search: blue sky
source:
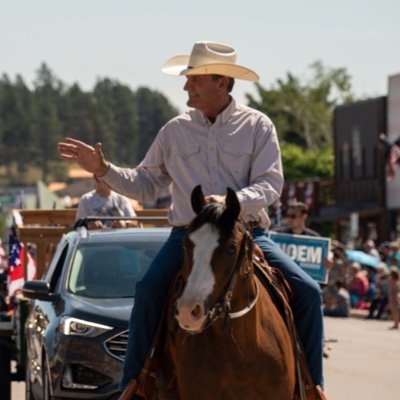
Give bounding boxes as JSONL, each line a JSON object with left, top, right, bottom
{"left": 1, "top": 0, "right": 399, "bottom": 111}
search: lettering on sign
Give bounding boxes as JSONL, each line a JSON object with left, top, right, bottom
{"left": 276, "top": 243, "right": 322, "bottom": 263}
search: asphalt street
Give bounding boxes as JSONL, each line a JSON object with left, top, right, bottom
{"left": 323, "top": 312, "right": 400, "bottom": 400}
{"left": 12, "top": 313, "right": 400, "bottom": 399}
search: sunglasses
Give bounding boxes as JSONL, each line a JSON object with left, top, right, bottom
{"left": 286, "top": 213, "right": 300, "bottom": 219}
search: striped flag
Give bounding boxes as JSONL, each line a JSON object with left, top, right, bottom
{"left": 7, "top": 225, "right": 36, "bottom": 301}
{"left": 386, "top": 144, "right": 400, "bottom": 182}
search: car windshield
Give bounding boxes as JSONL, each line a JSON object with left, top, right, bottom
{"left": 68, "top": 240, "right": 163, "bottom": 298}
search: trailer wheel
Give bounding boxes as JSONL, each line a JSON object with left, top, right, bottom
{"left": 43, "top": 358, "right": 51, "bottom": 400}
{"left": 0, "top": 342, "right": 11, "bottom": 400}
{"left": 25, "top": 356, "right": 35, "bottom": 400}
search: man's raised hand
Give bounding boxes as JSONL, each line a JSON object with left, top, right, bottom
{"left": 57, "top": 138, "right": 109, "bottom": 176}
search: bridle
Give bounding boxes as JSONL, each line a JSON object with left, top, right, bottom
{"left": 185, "top": 227, "right": 260, "bottom": 334}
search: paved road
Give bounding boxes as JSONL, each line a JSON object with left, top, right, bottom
{"left": 12, "top": 314, "right": 400, "bottom": 399}
{"left": 323, "top": 312, "right": 400, "bottom": 400}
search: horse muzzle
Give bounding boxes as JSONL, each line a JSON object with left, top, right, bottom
{"left": 174, "top": 298, "right": 208, "bottom": 334}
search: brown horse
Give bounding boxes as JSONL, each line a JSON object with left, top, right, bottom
{"left": 155, "top": 186, "right": 296, "bottom": 400}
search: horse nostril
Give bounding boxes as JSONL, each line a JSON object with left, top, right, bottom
{"left": 191, "top": 304, "right": 202, "bottom": 318}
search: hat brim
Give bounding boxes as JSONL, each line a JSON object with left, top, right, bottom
{"left": 162, "top": 55, "right": 259, "bottom": 82}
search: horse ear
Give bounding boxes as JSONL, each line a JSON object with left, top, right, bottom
{"left": 191, "top": 185, "right": 206, "bottom": 215}
{"left": 224, "top": 187, "right": 241, "bottom": 221}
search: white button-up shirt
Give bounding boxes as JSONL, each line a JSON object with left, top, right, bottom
{"left": 102, "top": 98, "right": 283, "bottom": 228}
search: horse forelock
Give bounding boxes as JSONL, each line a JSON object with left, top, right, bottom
{"left": 188, "top": 201, "right": 243, "bottom": 236}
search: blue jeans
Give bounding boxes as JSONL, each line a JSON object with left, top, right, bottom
{"left": 121, "top": 227, "right": 324, "bottom": 388}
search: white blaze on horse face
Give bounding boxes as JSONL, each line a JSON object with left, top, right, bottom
{"left": 175, "top": 223, "right": 218, "bottom": 331}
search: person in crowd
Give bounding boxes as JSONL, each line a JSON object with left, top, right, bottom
{"left": 276, "top": 201, "right": 337, "bottom": 295}
{"left": 323, "top": 279, "right": 351, "bottom": 318}
{"left": 277, "top": 201, "right": 320, "bottom": 237}
{"left": 366, "top": 265, "right": 389, "bottom": 320}
{"left": 347, "top": 262, "right": 370, "bottom": 308}
{"left": 323, "top": 241, "right": 349, "bottom": 305}
{"left": 388, "top": 242, "right": 400, "bottom": 269}
{"left": 326, "top": 241, "right": 349, "bottom": 286}
{"left": 378, "top": 241, "right": 393, "bottom": 264}
{"left": 362, "top": 239, "right": 380, "bottom": 260}
{"left": 388, "top": 267, "right": 400, "bottom": 329}
{"left": 76, "top": 175, "right": 138, "bottom": 229}
{"left": 57, "top": 40, "right": 325, "bottom": 395}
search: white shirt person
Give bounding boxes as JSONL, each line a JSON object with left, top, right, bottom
{"left": 76, "top": 175, "right": 137, "bottom": 228}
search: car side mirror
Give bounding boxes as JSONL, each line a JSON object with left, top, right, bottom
{"left": 23, "top": 280, "right": 56, "bottom": 301}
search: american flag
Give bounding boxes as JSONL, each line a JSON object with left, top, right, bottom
{"left": 7, "top": 225, "right": 36, "bottom": 300}
{"left": 386, "top": 144, "right": 400, "bottom": 182}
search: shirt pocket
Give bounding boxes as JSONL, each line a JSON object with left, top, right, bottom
{"left": 222, "top": 141, "right": 253, "bottom": 157}
{"left": 221, "top": 141, "right": 253, "bottom": 165}
{"left": 172, "top": 144, "right": 201, "bottom": 160}
{"left": 221, "top": 140, "right": 253, "bottom": 177}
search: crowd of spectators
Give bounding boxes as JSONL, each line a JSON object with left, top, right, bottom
{"left": 323, "top": 238, "right": 400, "bottom": 330}
{"left": 273, "top": 201, "right": 400, "bottom": 329}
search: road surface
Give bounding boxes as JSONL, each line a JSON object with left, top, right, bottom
{"left": 13, "top": 313, "right": 400, "bottom": 399}
{"left": 323, "top": 312, "right": 400, "bottom": 399}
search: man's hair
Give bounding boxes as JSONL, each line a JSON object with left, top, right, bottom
{"left": 288, "top": 201, "right": 309, "bottom": 215}
{"left": 212, "top": 75, "right": 235, "bottom": 93}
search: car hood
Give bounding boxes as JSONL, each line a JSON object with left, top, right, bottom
{"left": 64, "top": 294, "right": 134, "bottom": 328}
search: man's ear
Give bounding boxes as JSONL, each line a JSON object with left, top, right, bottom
{"left": 221, "top": 76, "right": 230, "bottom": 90}
{"left": 214, "top": 76, "right": 229, "bottom": 91}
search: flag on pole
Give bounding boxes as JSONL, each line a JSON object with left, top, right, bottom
{"left": 386, "top": 144, "right": 400, "bottom": 182}
{"left": 7, "top": 225, "right": 36, "bottom": 300}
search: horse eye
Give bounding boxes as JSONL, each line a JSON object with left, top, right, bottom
{"left": 226, "top": 245, "right": 236, "bottom": 255}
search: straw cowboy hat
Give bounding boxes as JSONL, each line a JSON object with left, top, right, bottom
{"left": 162, "top": 41, "right": 259, "bottom": 82}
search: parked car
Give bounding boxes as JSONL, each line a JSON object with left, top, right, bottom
{"left": 23, "top": 225, "right": 170, "bottom": 400}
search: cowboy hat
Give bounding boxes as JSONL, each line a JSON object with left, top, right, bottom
{"left": 162, "top": 41, "right": 259, "bottom": 82}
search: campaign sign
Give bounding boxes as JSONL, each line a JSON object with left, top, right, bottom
{"left": 269, "top": 232, "right": 330, "bottom": 283}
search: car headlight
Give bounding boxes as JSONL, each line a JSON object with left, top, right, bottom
{"left": 60, "top": 317, "right": 113, "bottom": 337}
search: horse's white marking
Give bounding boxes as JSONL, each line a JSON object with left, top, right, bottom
{"left": 175, "top": 223, "right": 218, "bottom": 331}
{"left": 182, "top": 223, "right": 218, "bottom": 303}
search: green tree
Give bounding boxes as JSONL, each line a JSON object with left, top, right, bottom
{"left": 93, "top": 79, "right": 139, "bottom": 165}
{"left": 135, "top": 87, "right": 179, "bottom": 162}
{"left": 280, "top": 143, "right": 334, "bottom": 180}
{"left": 0, "top": 74, "right": 35, "bottom": 177}
{"left": 247, "top": 61, "right": 354, "bottom": 151}
{"left": 33, "top": 64, "right": 63, "bottom": 182}
{"left": 14, "top": 75, "right": 37, "bottom": 173}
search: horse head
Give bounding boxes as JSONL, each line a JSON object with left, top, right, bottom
{"left": 175, "top": 185, "right": 254, "bottom": 334}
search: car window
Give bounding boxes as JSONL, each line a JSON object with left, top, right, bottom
{"left": 49, "top": 244, "right": 69, "bottom": 293}
{"left": 42, "top": 239, "right": 69, "bottom": 281}
{"left": 68, "top": 241, "right": 162, "bottom": 298}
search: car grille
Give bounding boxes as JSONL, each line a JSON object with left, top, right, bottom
{"left": 104, "top": 330, "right": 129, "bottom": 361}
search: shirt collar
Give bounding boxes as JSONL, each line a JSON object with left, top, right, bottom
{"left": 191, "top": 97, "right": 237, "bottom": 127}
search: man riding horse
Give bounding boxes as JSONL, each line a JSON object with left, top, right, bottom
{"left": 57, "top": 40, "right": 325, "bottom": 399}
